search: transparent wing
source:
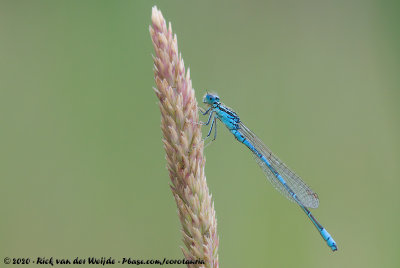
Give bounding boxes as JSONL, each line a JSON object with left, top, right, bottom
{"left": 239, "top": 122, "right": 319, "bottom": 208}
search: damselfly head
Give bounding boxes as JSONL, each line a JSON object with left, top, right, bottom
{"left": 203, "top": 93, "right": 220, "bottom": 105}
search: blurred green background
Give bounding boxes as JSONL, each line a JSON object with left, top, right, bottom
{"left": 1, "top": 0, "right": 399, "bottom": 267}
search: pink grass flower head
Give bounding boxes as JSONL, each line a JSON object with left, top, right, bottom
{"left": 149, "top": 6, "right": 219, "bottom": 268}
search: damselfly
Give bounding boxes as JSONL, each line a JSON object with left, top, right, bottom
{"left": 201, "top": 93, "right": 337, "bottom": 251}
